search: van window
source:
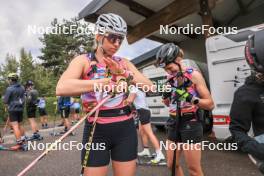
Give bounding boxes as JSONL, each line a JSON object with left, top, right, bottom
{"left": 225, "top": 30, "right": 255, "bottom": 42}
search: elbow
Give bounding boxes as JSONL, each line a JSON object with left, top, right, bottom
{"left": 209, "top": 102, "right": 215, "bottom": 111}
{"left": 203, "top": 101, "right": 214, "bottom": 111}
{"left": 56, "top": 84, "right": 65, "bottom": 96}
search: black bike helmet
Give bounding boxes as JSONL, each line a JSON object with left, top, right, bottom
{"left": 155, "top": 43, "right": 180, "bottom": 68}
{"left": 26, "top": 80, "right": 34, "bottom": 87}
{"left": 245, "top": 30, "right": 264, "bottom": 73}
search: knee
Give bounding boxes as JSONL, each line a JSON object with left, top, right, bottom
{"left": 167, "top": 161, "right": 180, "bottom": 170}
{"left": 188, "top": 165, "right": 203, "bottom": 176}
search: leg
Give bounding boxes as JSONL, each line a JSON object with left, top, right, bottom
{"left": 183, "top": 144, "right": 203, "bottom": 176}
{"left": 166, "top": 140, "right": 184, "bottom": 176}
{"left": 112, "top": 160, "right": 136, "bottom": 176}
{"left": 28, "top": 118, "right": 38, "bottom": 132}
{"left": 27, "top": 107, "right": 39, "bottom": 133}
{"left": 180, "top": 121, "right": 204, "bottom": 176}
{"left": 141, "top": 123, "right": 160, "bottom": 150}
{"left": 19, "top": 123, "right": 25, "bottom": 136}
{"left": 81, "top": 121, "right": 110, "bottom": 176}
{"left": 83, "top": 166, "right": 108, "bottom": 176}
{"left": 65, "top": 108, "right": 71, "bottom": 130}
{"left": 10, "top": 121, "right": 21, "bottom": 140}
{"left": 44, "top": 115, "right": 48, "bottom": 127}
{"left": 111, "top": 119, "right": 137, "bottom": 176}
{"left": 76, "top": 109, "right": 80, "bottom": 120}
{"left": 137, "top": 124, "right": 151, "bottom": 157}
{"left": 139, "top": 123, "right": 149, "bottom": 147}
{"left": 61, "top": 108, "right": 71, "bottom": 132}
{"left": 9, "top": 112, "right": 22, "bottom": 140}
{"left": 64, "top": 118, "right": 71, "bottom": 129}
{"left": 40, "top": 116, "right": 44, "bottom": 126}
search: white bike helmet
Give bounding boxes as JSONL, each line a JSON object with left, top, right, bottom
{"left": 95, "top": 13, "right": 127, "bottom": 36}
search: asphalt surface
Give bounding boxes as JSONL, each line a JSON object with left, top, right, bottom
{"left": 0, "top": 124, "right": 262, "bottom": 176}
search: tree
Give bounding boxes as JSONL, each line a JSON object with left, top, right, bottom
{"left": 39, "top": 18, "right": 94, "bottom": 77}
{"left": 19, "top": 48, "right": 35, "bottom": 85}
{"left": 33, "top": 64, "right": 57, "bottom": 96}
{"left": 0, "top": 54, "right": 19, "bottom": 93}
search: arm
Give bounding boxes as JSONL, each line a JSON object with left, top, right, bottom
{"left": 56, "top": 55, "right": 110, "bottom": 96}
{"left": 229, "top": 89, "right": 264, "bottom": 160}
{"left": 3, "top": 88, "right": 11, "bottom": 105}
{"left": 124, "top": 93, "right": 137, "bottom": 106}
{"left": 124, "top": 59, "right": 153, "bottom": 88}
{"left": 192, "top": 71, "right": 214, "bottom": 110}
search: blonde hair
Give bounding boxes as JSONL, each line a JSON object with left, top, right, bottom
{"left": 176, "top": 49, "right": 184, "bottom": 62}
{"left": 92, "top": 34, "right": 99, "bottom": 51}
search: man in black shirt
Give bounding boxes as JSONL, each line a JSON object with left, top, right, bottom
{"left": 25, "top": 80, "right": 43, "bottom": 141}
{"left": 229, "top": 30, "right": 264, "bottom": 174}
{"left": 3, "top": 73, "right": 27, "bottom": 150}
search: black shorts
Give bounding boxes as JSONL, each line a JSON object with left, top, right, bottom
{"left": 75, "top": 108, "right": 80, "bottom": 114}
{"left": 81, "top": 118, "right": 138, "bottom": 167}
{"left": 27, "top": 106, "right": 37, "bottom": 118}
{"left": 9, "top": 111, "right": 23, "bottom": 123}
{"left": 137, "top": 108, "right": 151, "bottom": 125}
{"left": 167, "top": 117, "right": 203, "bottom": 143}
{"left": 39, "top": 108, "right": 47, "bottom": 116}
{"left": 60, "top": 107, "right": 70, "bottom": 118}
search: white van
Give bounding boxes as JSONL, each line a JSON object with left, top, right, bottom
{"left": 142, "top": 65, "right": 168, "bottom": 128}
{"left": 206, "top": 24, "right": 264, "bottom": 140}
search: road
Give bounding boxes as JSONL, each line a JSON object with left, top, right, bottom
{"left": 0, "top": 125, "right": 262, "bottom": 176}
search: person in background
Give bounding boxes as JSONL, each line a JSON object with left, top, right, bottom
{"left": 25, "top": 80, "right": 43, "bottom": 140}
{"left": 3, "top": 73, "right": 27, "bottom": 150}
{"left": 72, "top": 98, "right": 81, "bottom": 123}
{"left": 58, "top": 96, "right": 73, "bottom": 135}
{"left": 124, "top": 87, "right": 165, "bottom": 164}
{"left": 38, "top": 96, "right": 49, "bottom": 129}
{"left": 229, "top": 30, "right": 264, "bottom": 174}
{"left": 156, "top": 43, "right": 214, "bottom": 176}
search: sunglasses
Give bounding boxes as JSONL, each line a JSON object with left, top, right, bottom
{"left": 105, "top": 33, "right": 124, "bottom": 45}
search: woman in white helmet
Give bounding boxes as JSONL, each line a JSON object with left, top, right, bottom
{"left": 56, "top": 13, "right": 153, "bottom": 176}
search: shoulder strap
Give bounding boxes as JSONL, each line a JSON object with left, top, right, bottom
{"left": 86, "top": 52, "right": 98, "bottom": 77}
{"left": 87, "top": 52, "right": 97, "bottom": 62}
{"left": 183, "top": 67, "right": 194, "bottom": 80}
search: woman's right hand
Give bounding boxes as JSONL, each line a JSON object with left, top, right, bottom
{"left": 103, "top": 57, "right": 124, "bottom": 75}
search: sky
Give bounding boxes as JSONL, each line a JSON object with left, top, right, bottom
{"left": 0, "top": 0, "right": 161, "bottom": 65}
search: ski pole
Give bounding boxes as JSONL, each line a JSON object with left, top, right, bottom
{"left": 17, "top": 95, "right": 112, "bottom": 176}
{"left": 82, "top": 93, "right": 102, "bottom": 168}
